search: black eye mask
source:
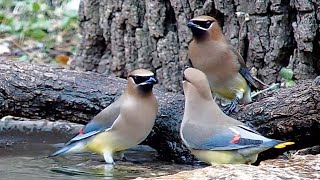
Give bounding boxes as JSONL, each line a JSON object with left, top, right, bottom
{"left": 194, "top": 20, "right": 213, "bottom": 29}
{"left": 129, "top": 75, "right": 157, "bottom": 85}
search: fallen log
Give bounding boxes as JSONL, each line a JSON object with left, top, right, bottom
{"left": 230, "top": 79, "right": 320, "bottom": 162}
{"left": 0, "top": 60, "right": 319, "bottom": 163}
{"left": 0, "top": 117, "right": 82, "bottom": 146}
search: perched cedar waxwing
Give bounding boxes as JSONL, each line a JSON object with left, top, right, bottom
{"left": 180, "top": 68, "right": 294, "bottom": 165}
{"left": 50, "top": 69, "right": 159, "bottom": 164}
{"left": 187, "top": 15, "right": 267, "bottom": 114}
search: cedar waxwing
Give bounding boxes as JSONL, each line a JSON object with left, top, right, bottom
{"left": 187, "top": 15, "right": 267, "bottom": 114}
{"left": 50, "top": 69, "right": 159, "bottom": 164}
{"left": 180, "top": 68, "right": 294, "bottom": 165}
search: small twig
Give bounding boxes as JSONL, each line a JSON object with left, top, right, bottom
{"left": 251, "top": 83, "right": 279, "bottom": 98}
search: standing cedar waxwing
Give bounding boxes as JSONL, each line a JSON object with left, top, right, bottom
{"left": 187, "top": 15, "right": 267, "bottom": 114}
{"left": 50, "top": 69, "right": 159, "bottom": 164}
{"left": 180, "top": 68, "right": 294, "bottom": 165}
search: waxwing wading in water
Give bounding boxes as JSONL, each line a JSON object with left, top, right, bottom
{"left": 50, "top": 69, "right": 159, "bottom": 164}
{"left": 180, "top": 67, "right": 294, "bottom": 165}
{"left": 187, "top": 15, "right": 267, "bottom": 114}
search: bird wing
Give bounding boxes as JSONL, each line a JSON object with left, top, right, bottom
{"left": 187, "top": 124, "right": 267, "bottom": 151}
{"left": 64, "top": 96, "right": 123, "bottom": 145}
{"left": 229, "top": 46, "right": 267, "bottom": 90}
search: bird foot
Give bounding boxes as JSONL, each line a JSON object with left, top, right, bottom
{"left": 222, "top": 98, "right": 239, "bottom": 115}
{"left": 193, "top": 160, "right": 208, "bottom": 166}
{"left": 103, "top": 152, "right": 115, "bottom": 164}
{"left": 103, "top": 164, "right": 115, "bottom": 171}
{"left": 118, "top": 151, "right": 128, "bottom": 161}
{"left": 120, "top": 156, "right": 128, "bottom": 161}
{"left": 313, "top": 76, "right": 320, "bottom": 86}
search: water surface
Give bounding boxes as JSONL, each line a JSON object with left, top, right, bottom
{"left": 0, "top": 130, "right": 201, "bottom": 179}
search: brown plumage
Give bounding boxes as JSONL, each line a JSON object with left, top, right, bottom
{"left": 50, "top": 69, "right": 158, "bottom": 164}
{"left": 187, "top": 15, "right": 267, "bottom": 114}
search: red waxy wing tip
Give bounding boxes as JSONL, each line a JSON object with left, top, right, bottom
{"left": 230, "top": 135, "right": 241, "bottom": 144}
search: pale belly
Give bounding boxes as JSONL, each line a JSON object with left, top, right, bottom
{"left": 209, "top": 73, "right": 248, "bottom": 100}
{"left": 85, "top": 131, "right": 139, "bottom": 155}
{"left": 191, "top": 149, "right": 258, "bottom": 165}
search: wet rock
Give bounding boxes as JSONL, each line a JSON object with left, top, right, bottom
{"left": 295, "top": 145, "right": 320, "bottom": 155}
{"left": 137, "top": 155, "right": 320, "bottom": 180}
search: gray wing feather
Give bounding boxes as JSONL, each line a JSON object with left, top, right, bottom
{"left": 65, "top": 130, "right": 101, "bottom": 145}
{"left": 185, "top": 125, "right": 268, "bottom": 151}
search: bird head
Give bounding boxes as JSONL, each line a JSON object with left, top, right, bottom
{"left": 128, "top": 69, "right": 158, "bottom": 94}
{"left": 183, "top": 67, "right": 212, "bottom": 100}
{"left": 188, "top": 15, "right": 225, "bottom": 41}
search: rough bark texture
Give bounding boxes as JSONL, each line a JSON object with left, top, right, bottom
{"left": 232, "top": 80, "right": 320, "bottom": 147}
{"left": 72, "top": 0, "right": 320, "bottom": 92}
{"left": 0, "top": 61, "right": 319, "bottom": 163}
{"left": 0, "top": 118, "right": 83, "bottom": 145}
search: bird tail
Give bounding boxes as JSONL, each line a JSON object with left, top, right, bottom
{"left": 274, "top": 141, "right": 295, "bottom": 149}
{"left": 49, "top": 142, "right": 85, "bottom": 157}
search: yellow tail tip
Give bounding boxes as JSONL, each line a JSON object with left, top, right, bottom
{"left": 274, "top": 142, "right": 295, "bottom": 149}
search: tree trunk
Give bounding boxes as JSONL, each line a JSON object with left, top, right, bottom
{"left": 72, "top": 0, "right": 320, "bottom": 93}
{"left": 0, "top": 61, "right": 319, "bottom": 163}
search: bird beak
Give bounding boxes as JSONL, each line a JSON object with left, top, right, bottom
{"left": 144, "top": 76, "right": 158, "bottom": 85}
{"left": 183, "top": 67, "right": 191, "bottom": 82}
{"left": 182, "top": 74, "right": 186, "bottom": 81}
{"left": 183, "top": 73, "right": 190, "bottom": 83}
{"left": 187, "top": 21, "right": 198, "bottom": 29}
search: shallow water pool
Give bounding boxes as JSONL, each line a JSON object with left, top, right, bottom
{"left": 0, "top": 131, "right": 201, "bottom": 180}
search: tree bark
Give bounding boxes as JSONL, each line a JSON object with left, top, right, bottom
{"left": 0, "top": 61, "right": 319, "bottom": 163}
{"left": 72, "top": 0, "right": 320, "bottom": 93}
{"left": 0, "top": 117, "right": 83, "bottom": 145}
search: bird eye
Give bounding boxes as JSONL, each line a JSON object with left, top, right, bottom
{"left": 130, "top": 76, "right": 150, "bottom": 84}
{"left": 205, "top": 21, "right": 212, "bottom": 28}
